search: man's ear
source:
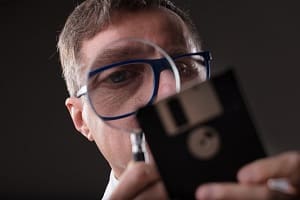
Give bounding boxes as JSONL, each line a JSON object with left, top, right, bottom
{"left": 65, "top": 97, "right": 94, "bottom": 141}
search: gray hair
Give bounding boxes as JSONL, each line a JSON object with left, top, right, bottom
{"left": 57, "top": 0, "right": 201, "bottom": 96}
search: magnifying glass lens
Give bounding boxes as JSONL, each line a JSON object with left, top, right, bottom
{"left": 85, "top": 38, "right": 180, "bottom": 132}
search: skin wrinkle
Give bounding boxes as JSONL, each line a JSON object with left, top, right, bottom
{"left": 90, "top": 43, "right": 157, "bottom": 71}
{"left": 90, "top": 67, "right": 147, "bottom": 115}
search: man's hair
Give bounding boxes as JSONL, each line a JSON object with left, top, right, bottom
{"left": 58, "top": 0, "right": 201, "bottom": 96}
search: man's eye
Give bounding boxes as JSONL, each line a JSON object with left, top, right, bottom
{"left": 176, "top": 62, "right": 199, "bottom": 79}
{"left": 105, "top": 70, "right": 137, "bottom": 84}
{"left": 107, "top": 71, "right": 130, "bottom": 83}
{"left": 178, "top": 64, "right": 192, "bottom": 76}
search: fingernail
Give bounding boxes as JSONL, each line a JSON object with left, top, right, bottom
{"left": 267, "top": 178, "right": 295, "bottom": 194}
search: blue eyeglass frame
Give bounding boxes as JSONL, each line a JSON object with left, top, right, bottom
{"left": 77, "top": 51, "right": 212, "bottom": 121}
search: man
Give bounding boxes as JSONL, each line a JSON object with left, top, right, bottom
{"left": 57, "top": 0, "right": 300, "bottom": 199}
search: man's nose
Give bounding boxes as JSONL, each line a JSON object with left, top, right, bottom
{"left": 156, "top": 70, "right": 177, "bottom": 102}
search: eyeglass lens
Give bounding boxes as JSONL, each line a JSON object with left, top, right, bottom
{"left": 85, "top": 39, "right": 208, "bottom": 131}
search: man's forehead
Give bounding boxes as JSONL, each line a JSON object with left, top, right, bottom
{"left": 80, "top": 7, "right": 190, "bottom": 71}
{"left": 88, "top": 40, "right": 189, "bottom": 69}
{"left": 109, "top": 8, "right": 188, "bottom": 46}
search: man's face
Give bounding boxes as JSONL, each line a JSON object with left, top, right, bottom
{"left": 75, "top": 8, "right": 192, "bottom": 178}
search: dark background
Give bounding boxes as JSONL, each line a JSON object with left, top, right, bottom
{"left": 1, "top": 0, "right": 299, "bottom": 199}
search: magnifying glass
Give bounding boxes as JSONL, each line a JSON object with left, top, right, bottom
{"left": 80, "top": 38, "right": 181, "bottom": 161}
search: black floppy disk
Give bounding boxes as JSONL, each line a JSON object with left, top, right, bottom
{"left": 136, "top": 69, "right": 266, "bottom": 199}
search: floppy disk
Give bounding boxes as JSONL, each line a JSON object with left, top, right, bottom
{"left": 137, "top": 69, "right": 266, "bottom": 199}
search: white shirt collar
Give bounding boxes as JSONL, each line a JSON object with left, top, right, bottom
{"left": 102, "top": 171, "right": 119, "bottom": 200}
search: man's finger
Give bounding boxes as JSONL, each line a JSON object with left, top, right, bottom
{"left": 195, "top": 183, "right": 292, "bottom": 200}
{"left": 238, "top": 151, "right": 300, "bottom": 187}
{"left": 134, "top": 180, "right": 168, "bottom": 200}
{"left": 109, "top": 162, "right": 160, "bottom": 200}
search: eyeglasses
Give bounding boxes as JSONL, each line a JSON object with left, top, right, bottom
{"left": 77, "top": 51, "right": 212, "bottom": 121}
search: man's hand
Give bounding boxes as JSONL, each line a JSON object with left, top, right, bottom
{"left": 195, "top": 151, "right": 300, "bottom": 200}
{"left": 109, "top": 162, "right": 168, "bottom": 200}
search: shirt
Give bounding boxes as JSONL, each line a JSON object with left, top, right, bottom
{"left": 102, "top": 171, "right": 119, "bottom": 200}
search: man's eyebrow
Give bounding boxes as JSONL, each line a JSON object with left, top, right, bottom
{"left": 166, "top": 47, "right": 189, "bottom": 56}
{"left": 89, "top": 44, "right": 189, "bottom": 70}
{"left": 90, "top": 44, "right": 155, "bottom": 69}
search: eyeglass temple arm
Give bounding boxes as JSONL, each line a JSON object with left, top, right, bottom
{"left": 76, "top": 85, "right": 87, "bottom": 98}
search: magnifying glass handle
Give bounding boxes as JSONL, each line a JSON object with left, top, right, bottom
{"left": 130, "top": 132, "right": 145, "bottom": 162}
{"left": 133, "top": 151, "right": 145, "bottom": 161}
